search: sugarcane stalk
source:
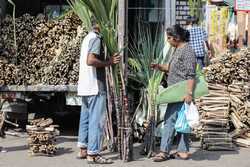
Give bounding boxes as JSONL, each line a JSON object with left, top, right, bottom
{"left": 106, "top": 72, "right": 115, "bottom": 150}
{"left": 7, "top": 0, "right": 17, "bottom": 64}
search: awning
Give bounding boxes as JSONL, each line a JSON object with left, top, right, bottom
{"left": 210, "top": 0, "right": 234, "bottom": 7}
{"left": 224, "top": 0, "right": 234, "bottom": 7}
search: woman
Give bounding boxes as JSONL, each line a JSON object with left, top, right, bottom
{"left": 151, "top": 24, "right": 196, "bottom": 162}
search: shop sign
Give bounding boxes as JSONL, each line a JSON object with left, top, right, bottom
{"left": 235, "top": 0, "right": 250, "bottom": 12}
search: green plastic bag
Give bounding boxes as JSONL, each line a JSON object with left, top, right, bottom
{"left": 156, "top": 71, "right": 209, "bottom": 105}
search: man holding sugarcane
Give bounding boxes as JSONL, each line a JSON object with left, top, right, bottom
{"left": 77, "top": 17, "right": 121, "bottom": 164}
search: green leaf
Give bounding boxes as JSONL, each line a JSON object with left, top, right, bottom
{"left": 156, "top": 74, "right": 209, "bottom": 105}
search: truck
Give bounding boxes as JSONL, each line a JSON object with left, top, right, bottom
{"left": 0, "top": 0, "right": 83, "bottom": 129}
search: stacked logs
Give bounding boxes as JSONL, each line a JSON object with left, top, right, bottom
{"left": 0, "top": 12, "right": 87, "bottom": 85}
{"left": 0, "top": 60, "right": 18, "bottom": 85}
{"left": 41, "top": 26, "right": 84, "bottom": 85}
{"left": 26, "top": 118, "right": 59, "bottom": 155}
{"left": 204, "top": 48, "right": 250, "bottom": 84}
{"left": 228, "top": 82, "right": 250, "bottom": 147}
{"left": 197, "top": 84, "right": 233, "bottom": 150}
{"left": 25, "top": 12, "right": 84, "bottom": 85}
{"left": 0, "top": 15, "right": 17, "bottom": 61}
{"left": 197, "top": 82, "right": 250, "bottom": 149}
{"left": 196, "top": 48, "right": 250, "bottom": 149}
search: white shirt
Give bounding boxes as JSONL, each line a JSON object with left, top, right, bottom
{"left": 77, "top": 32, "right": 100, "bottom": 96}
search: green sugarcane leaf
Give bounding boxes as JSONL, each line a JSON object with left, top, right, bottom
{"left": 156, "top": 74, "right": 209, "bottom": 105}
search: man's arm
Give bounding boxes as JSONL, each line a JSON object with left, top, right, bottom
{"left": 86, "top": 36, "right": 121, "bottom": 67}
{"left": 87, "top": 53, "right": 121, "bottom": 67}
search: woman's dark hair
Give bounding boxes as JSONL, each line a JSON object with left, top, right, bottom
{"left": 166, "top": 24, "right": 190, "bottom": 42}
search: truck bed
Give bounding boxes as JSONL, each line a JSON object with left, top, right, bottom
{"left": 0, "top": 85, "right": 77, "bottom": 92}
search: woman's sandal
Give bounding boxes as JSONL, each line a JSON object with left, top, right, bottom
{"left": 170, "top": 152, "right": 190, "bottom": 160}
{"left": 87, "top": 155, "right": 113, "bottom": 164}
{"left": 152, "top": 152, "right": 169, "bottom": 162}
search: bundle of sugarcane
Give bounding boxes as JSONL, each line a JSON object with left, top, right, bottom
{"left": 127, "top": 22, "right": 171, "bottom": 157}
{"left": 198, "top": 83, "right": 234, "bottom": 150}
{"left": 26, "top": 118, "right": 59, "bottom": 156}
{"left": 204, "top": 48, "right": 250, "bottom": 84}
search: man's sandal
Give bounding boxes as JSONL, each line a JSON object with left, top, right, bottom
{"left": 76, "top": 148, "right": 87, "bottom": 159}
{"left": 87, "top": 155, "right": 113, "bottom": 164}
{"left": 152, "top": 152, "right": 169, "bottom": 162}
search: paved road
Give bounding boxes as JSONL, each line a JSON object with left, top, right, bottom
{"left": 0, "top": 134, "right": 250, "bottom": 167}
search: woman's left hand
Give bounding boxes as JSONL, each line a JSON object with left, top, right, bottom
{"left": 183, "top": 94, "right": 192, "bottom": 104}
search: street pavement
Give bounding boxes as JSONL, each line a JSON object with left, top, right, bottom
{"left": 1, "top": 134, "right": 250, "bottom": 167}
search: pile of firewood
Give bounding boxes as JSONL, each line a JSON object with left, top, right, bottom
{"left": 228, "top": 82, "right": 250, "bottom": 147}
{"left": 197, "top": 82, "right": 250, "bottom": 149}
{"left": 26, "top": 118, "right": 59, "bottom": 155}
{"left": 41, "top": 26, "right": 84, "bottom": 85}
{"left": 196, "top": 84, "right": 233, "bottom": 150}
{"left": 204, "top": 48, "right": 250, "bottom": 84}
{"left": 0, "top": 12, "right": 87, "bottom": 85}
{"left": 0, "top": 60, "right": 18, "bottom": 86}
{"left": 196, "top": 48, "right": 250, "bottom": 149}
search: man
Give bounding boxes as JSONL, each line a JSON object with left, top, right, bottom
{"left": 186, "top": 16, "right": 212, "bottom": 68}
{"left": 77, "top": 18, "right": 121, "bottom": 164}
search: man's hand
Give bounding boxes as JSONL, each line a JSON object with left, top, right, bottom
{"left": 109, "top": 54, "right": 121, "bottom": 65}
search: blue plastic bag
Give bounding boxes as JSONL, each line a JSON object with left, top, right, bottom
{"left": 175, "top": 103, "right": 191, "bottom": 133}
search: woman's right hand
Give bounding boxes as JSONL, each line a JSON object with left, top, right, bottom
{"left": 150, "top": 63, "right": 159, "bottom": 70}
{"left": 150, "top": 64, "right": 169, "bottom": 73}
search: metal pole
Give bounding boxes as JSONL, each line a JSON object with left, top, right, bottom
{"left": 118, "top": 0, "right": 132, "bottom": 162}
{"left": 244, "top": 12, "right": 249, "bottom": 46}
{"left": 118, "top": 0, "right": 126, "bottom": 59}
{"left": 118, "top": 0, "right": 128, "bottom": 89}
{"left": 165, "top": 0, "right": 176, "bottom": 28}
{"left": 0, "top": 0, "right": 7, "bottom": 19}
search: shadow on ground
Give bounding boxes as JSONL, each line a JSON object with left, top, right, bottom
{"left": 190, "top": 148, "right": 239, "bottom": 161}
{"left": 3, "top": 145, "right": 28, "bottom": 152}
